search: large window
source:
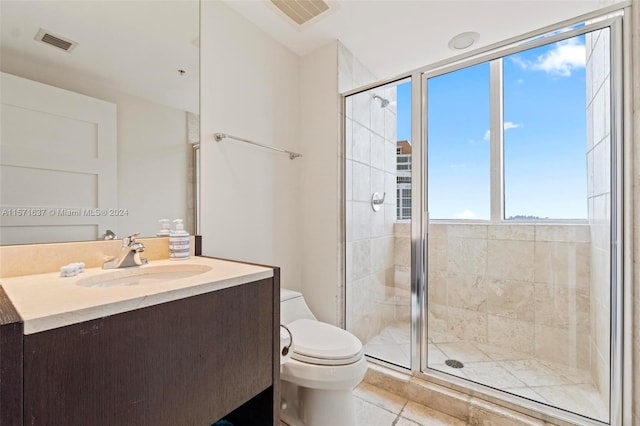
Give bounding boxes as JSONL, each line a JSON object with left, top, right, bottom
{"left": 426, "top": 33, "right": 589, "bottom": 221}
{"left": 503, "top": 36, "right": 588, "bottom": 220}
{"left": 427, "top": 63, "right": 490, "bottom": 220}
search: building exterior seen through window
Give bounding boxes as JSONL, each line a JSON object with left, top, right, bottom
{"left": 396, "top": 140, "right": 412, "bottom": 220}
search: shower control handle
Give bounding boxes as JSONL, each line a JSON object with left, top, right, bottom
{"left": 371, "top": 192, "right": 386, "bottom": 211}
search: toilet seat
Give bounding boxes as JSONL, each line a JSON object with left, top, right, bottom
{"left": 287, "top": 319, "right": 363, "bottom": 366}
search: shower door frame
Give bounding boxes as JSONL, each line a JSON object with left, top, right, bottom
{"left": 341, "top": 4, "right": 632, "bottom": 426}
{"left": 415, "top": 13, "right": 627, "bottom": 426}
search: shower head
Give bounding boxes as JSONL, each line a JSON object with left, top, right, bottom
{"left": 372, "top": 94, "right": 390, "bottom": 108}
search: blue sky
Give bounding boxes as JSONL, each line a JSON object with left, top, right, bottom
{"left": 397, "top": 33, "right": 591, "bottom": 220}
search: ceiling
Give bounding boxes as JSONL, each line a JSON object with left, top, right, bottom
{"left": 0, "top": 0, "right": 199, "bottom": 113}
{"left": 1, "top": 0, "right": 625, "bottom": 110}
{"left": 223, "top": 0, "right": 625, "bottom": 81}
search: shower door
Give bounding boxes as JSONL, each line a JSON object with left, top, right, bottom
{"left": 344, "top": 78, "right": 414, "bottom": 370}
{"left": 422, "top": 19, "right": 621, "bottom": 425}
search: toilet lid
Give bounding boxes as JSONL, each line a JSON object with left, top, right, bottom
{"left": 287, "top": 319, "right": 363, "bottom": 364}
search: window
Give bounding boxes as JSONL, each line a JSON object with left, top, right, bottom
{"left": 503, "top": 35, "right": 588, "bottom": 220}
{"left": 397, "top": 187, "right": 412, "bottom": 220}
{"left": 426, "top": 33, "right": 590, "bottom": 221}
{"left": 427, "top": 63, "right": 490, "bottom": 220}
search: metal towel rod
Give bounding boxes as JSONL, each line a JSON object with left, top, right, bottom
{"left": 213, "top": 133, "right": 302, "bottom": 160}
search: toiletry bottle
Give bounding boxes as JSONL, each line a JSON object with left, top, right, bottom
{"left": 157, "top": 219, "right": 171, "bottom": 237}
{"left": 169, "top": 219, "right": 190, "bottom": 260}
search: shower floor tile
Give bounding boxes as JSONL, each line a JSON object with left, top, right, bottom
{"left": 531, "top": 383, "right": 608, "bottom": 422}
{"left": 437, "top": 341, "right": 492, "bottom": 363}
{"left": 366, "top": 343, "right": 411, "bottom": 368}
{"left": 501, "top": 359, "right": 574, "bottom": 387}
{"left": 462, "top": 361, "right": 527, "bottom": 389}
{"left": 364, "top": 323, "right": 411, "bottom": 368}
{"left": 363, "top": 321, "right": 608, "bottom": 422}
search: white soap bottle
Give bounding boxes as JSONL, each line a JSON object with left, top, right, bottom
{"left": 169, "top": 219, "right": 190, "bottom": 260}
{"left": 156, "top": 219, "right": 172, "bottom": 237}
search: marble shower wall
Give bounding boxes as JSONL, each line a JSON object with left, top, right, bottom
{"left": 397, "top": 223, "right": 593, "bottom": 369}
{"left": 342, "top": 44, "right": 401, "bottom": 345}
{"left": 585, "top": 27, "right": 612, "bottom": 404}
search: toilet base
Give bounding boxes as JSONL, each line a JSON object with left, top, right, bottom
{"left": 281, "top": 380, "right": 356, "bottom": 426}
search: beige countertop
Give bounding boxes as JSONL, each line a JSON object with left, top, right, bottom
{"left": 0, "top": 257, "right": 274, "bottom": 335}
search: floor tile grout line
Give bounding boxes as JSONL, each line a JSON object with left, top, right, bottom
{"left": 354, "top": 394, "right": 410, "bottom": 419}
{"left": 390, "top": 399, "right": 409, "bottom": 426}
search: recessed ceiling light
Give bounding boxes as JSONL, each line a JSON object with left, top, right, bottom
{"left": 448, "top": 32, "right": 480, "bottom": 50}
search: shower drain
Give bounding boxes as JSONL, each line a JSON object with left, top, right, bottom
{"left": 445, "top": 359, "right": 464, "bottom": 369}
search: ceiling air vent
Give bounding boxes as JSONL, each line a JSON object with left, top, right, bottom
{"left": 270, "top": 0, "right": 331, "bottom": 26}
{"left": 34, "top": 29, "right": 77, "bottom": 53}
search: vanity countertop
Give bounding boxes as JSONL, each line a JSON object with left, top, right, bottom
{"left": 0, "top": 257, "right": 273, "bottom": 334}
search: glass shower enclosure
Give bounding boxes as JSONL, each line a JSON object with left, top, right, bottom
{"left": 344, "top": 12, "right": 623, "bottom": 426}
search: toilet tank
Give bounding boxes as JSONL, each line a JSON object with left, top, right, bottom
{"left": 281, "top": 288, "right": 316, "bottom": 325}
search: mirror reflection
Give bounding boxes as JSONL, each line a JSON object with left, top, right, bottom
{"left": 0, "top": 0, "right": 199, "bottom": 245}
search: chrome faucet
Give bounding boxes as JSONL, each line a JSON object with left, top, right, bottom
{"left": 103, "top": 233, "right": 148, "bottom": 269}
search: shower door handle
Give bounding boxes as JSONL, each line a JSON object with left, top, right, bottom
{"left": 424, "top": 211, "right": 430, "bottom": 235}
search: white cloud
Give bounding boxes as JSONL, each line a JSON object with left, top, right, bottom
{"left": 483, "top": 122, "right": 521, "bottom": 141}
{"left": 456, "top": 209, "right": 477, "bottom": 219}
{"left": 511, "top": 56, "right": 528, "bottom": 70}
{"left": 511, "top": 38, "right": 585, "bottom": 77}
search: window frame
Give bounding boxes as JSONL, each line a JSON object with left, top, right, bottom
{"left": 422, "top": 21, "right": 616, "bottom": 225}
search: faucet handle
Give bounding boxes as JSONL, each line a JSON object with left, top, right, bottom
{"left": 123, "top": 232, "right": 140, "bottom": 247}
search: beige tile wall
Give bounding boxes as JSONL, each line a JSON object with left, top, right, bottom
{"left": 395, "top": 222, "right": 592, "bottom": 368}
{"left": 393, "top": 222, "right": 412, "bottom": 322}
{"left": 342, "top": 43, "right": 402, "bottom": 344}
{"left": 586, "top": 27, "right": 612, "bottom": 404}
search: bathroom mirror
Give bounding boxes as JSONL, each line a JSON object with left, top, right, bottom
{"left": 0, "top": 0, "right": 199, "bottom": 245}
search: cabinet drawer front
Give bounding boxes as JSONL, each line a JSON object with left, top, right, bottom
{"left": 24, "top": 279, "right": 274, "bottom": 426}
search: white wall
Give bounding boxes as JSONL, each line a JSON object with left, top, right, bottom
{"left": 200, "top": 0, "right": 301, "bottom": 291}
{"left": 298, "top": 42, "right": 341, "bottom": 324}
{"left": 200, "top": 2, "right": 342, "bottom": 324}
{"left": 1, "top": 55, "right": 190, "bottom": 239}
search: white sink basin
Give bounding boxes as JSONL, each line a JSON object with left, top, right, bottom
{"left": 76, "top": 264, "right": 212, "bottom": 288}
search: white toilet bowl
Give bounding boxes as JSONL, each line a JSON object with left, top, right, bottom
{"left": 280, "top": 289, "right": 367, "bottom": 426}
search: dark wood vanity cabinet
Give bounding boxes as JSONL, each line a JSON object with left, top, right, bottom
{"left": 0, "top": 271, "right": 281, "bottom": 426}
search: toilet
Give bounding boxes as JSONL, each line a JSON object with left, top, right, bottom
{"left": 280, "top": 288, "right": 367, "bottom": 426}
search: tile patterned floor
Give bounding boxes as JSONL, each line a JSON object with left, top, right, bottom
{"left": 363, "top": 321, "right": 608, "bottom": 423}
{"left": 281, "top": 382, "right": 465, "bottom": 426}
